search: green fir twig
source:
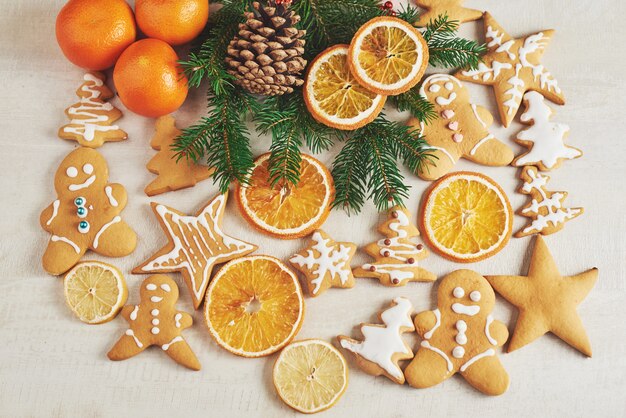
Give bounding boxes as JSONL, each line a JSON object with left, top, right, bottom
{"left": 423, "top": 14, "right": 486, "bottom": 69}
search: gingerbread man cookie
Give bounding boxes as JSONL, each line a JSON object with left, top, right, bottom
{"left": 40, "top": 147, "right": 137, "bottom": 275}
{"left": 108, "top": 275, "right": 201, "bottom": 370}
{"left": 405, "top": 270, "right": 510, "bottom": 396}
{"left": 455, "top": 13, "right": 565, "bottom": 127}
{"left": 414, "top": 0, "right": 482, "bottom": 27}
{"left": 290, "top": 230, "right": 356, "bottom": 297}
{"left": 513, "top": 91, "right": 582, "bottom": 171}
{"left": 338, "top": 297, "right": 415, "bottom": 384}
{"left": 410, "top": 74, "right": 513, "bottom": 181}
{"left": 59, "top": 72, "right": 128, "bottom": 148}
{"left": 353, "top": 206, "right": 435, "bottom": 286}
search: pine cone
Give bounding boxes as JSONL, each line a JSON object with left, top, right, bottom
{"left": 225, "top": 0, "right": 307, "bottom": 96}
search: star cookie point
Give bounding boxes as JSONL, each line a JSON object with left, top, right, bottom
{"left": 414, "top": 0, "right": 483, "bottom": 27}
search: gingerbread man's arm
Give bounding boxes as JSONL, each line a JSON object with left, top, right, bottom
{"left": 119, "top": 305, "right": 135, "bottom": 323}
{"left": 413, "top": 310, "right": 437, "bottom": 338}
{"left": 39, "top": 202, "right": 56, "bottom": 231}
{"left": 178, "top": 311, "right": 193, "bottom": 329}
{"left": 107, "top": 183, "right": 128, "bottom": 209}
{"left": 489, "top": 319, "right": 510, "bottom": 347}
{"left": 474, "top": 105, "right": 494, "bottom": 128}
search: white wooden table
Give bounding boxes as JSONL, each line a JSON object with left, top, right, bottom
{"left": 1, "top": 1, "right": 625, "bottom": 417}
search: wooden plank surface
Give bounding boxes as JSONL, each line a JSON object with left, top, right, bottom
{"left": 0, "top": 0, "right": 624, "bottom": 417}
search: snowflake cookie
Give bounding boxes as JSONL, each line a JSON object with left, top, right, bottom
{"left": 338, "top": 297, "right": 415, "bottom": 384}
{"left": 289, "top": 230, "right": 356, "bottom": 297}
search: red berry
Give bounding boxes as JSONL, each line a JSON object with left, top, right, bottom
{"left": 384, "top": 1, "right": 393, "bottom": 9}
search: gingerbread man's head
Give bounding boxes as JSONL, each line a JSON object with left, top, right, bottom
{"left": 139, "top": 275, "right": 179, "bottom": 306}
{"left": 419, "top": 74, "right": 469, "bottom": 108}
{"left": 55, "top": 148, "right": 108, "bottom": 196}
{"left": 436, "top": 270, "right": 495, "bottom": 319}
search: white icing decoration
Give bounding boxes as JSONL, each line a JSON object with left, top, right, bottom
{"left": 470, "top": 104, "right": 488, "bottom": 128}
{"left": 78, "top": 222, "right": 90, "bottom": 233}
{"left": 455, "top": 320, "right": 468, "bottom": 345}
{"left": 436, "top": 92, "right": 457, "bottom": 106}
{"left": 66, "top": 166, "right": 78, "bottom": 178}
{"left": 51, "top": 235, "right": 80, "bottom": 254}
{"left": 423, "top": 309, "right": 441, "bottom": 340}
{"left": 151, "top": 309, "right": 159, "bottom": 316}
{"left": 175, "top": 313, "right": 182, "bottom": 328}
{"left": 68, "top": 175, "right": 96, "bottom": 191}
{"left": 92, "top": 216, "right": 121, "bottom": 249}
{"left": 444, "top": 82, "right": 454, "bottom": 90}
{"left": 460, "top": 349, "right": 495, "bottom": 372}
{"left": 496, "top": 39, "right": 515, "bottom": 59}
{"left": 105, "top": 186, "right": 118, "bottom": 207}
{"left": 46, "top": 200, "right": 60, "bottom": 226}
{"left": 451, "top": 303, "right": 480, "bottom": 316}
{"left": 82, "top": 163, "right": 93, "bottom": 174}
{"left": 419, "top": 74, "right": 462, "bottom": 100}
{"left": 290, "top": 232, "right": 353, "bottom": 295}
{"left": 162, "top": 336, "right": 184, "bottom": 351}
{"left": 520, "top": 167, "right": 582, "bottom": 234}
{"left": 151, "top": 327, "right": 160, "bottom": 335}
{"left": 453, "top": 346, "right": 465, "bottom": 358}
{"left": 129, "top": 306, "right": 139, "bottom": 321}
{"left": 160, "top": 284, "right": 171, "bottom": 292}
{"left": 152, "top": 319, "right": 159, "bottom": 326}
{"left": 141, "top": 195, "right": 255, "bottom": 302}
{"left": 421, "top": 340, "right": 453, "bottom": 372}
{"left": 151, "top": 296, "right": 163, "bottom": 303}
{"left": 339, "top": 297, "right": 413, "bottom": 380}
{"left": 516, "top": 91, "right": 580, "bottom": 169}
{"left": 453, "top": 287, "right": 464, "bottom": 298}
{"left": 146, "top": 283, "right": 157, "bottom": 290}
{"left": 425, "top": 146, "right": 455, "bottom": 166}
{"left": 429, "top": 84, "right": 441, "bottom": 92}
{"left": 61, "top": 73, "right": 121, "bottom": 141}
{"left": 503, "top": 64, "right": 524, "bottom": 115}
{"left": 125, "top": 329, "right": 143, "bottom": 348}
{"left": 470, "top": 291, "right": 481, "bottom": 302}
{"left": 485, "top": 315, "right": 498, "bottom": 345}
{"left": 469, "top": 134, "right": 495, "bottom": 156}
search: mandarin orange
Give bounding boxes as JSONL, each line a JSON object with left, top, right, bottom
{"left": 135, "top": 0, "right": 209, "bottom": 46}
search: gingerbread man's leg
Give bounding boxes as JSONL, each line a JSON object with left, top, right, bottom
{"left": 162, "top": 339, "right": 201, "bottom": 371}
{"left": 418, "top": 149, "right": 457, "bottom": 181}
{"left": 405, "top": 347, "right": 453, "bottom": 389}
{"left": 42, "top": 238, "right": 85, "bottom": 275}
{"left": 91, "top": 219, "right": 137, "bottom": 257}
{"left": 107, "top": 332, "right": 147, "bottom": 361}
{"left": 460, "top": 354, "right": 509, "bottom": 396}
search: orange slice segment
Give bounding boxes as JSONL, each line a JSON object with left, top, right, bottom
{"left": 64, "top": 261, "right": 128, "bottom": 324}
{"left": 421, "top": 172, "right": 513, "bottom": 262}
{"left": 349, "top": 16, "right": 429, "bottom": 95}
{"left": 204, "top": 256, "right": 305, "bottom": 357}
{"left": 273, "top": 339, "right": 349, "bottom": 414}
{"left": 304, "top": 44, "right": 386, "bottom": 130}
{"left": 236, "top": 153, "right": 334, "bottom": 239}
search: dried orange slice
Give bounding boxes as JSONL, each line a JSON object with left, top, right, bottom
{"left": 421, "top": 172, "right": 513, "bottom": 263}
{"left": 204, "top": 256, "right": 305, "bottom": 357}
{"left": 273, "top": 339, "right": 348, "bottom": 414}
{"left": 348, "top": 16, "right": 429, "bottom": 95}
{"left": 64, "top": 261, "right": 128, "bottom": 324}
{"left": 304, "top": 44, "right": 386, "bottom": 130}
{"left": 236, "top": 153, "right": 334, "bottom": 239}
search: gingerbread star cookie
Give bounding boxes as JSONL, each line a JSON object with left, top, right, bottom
{"left": 289, "top": 230, "right": 356, "bottom": 297}
{"left": 455, "top": 12, "right": 565, "bottom": 127}
{"left": 59, "top": 72, "right": 127, "bottom": 148}
{"left": 513, "top": 91, "right": 582, "bottom": 171}
{"left": 411, "top": 74, "right": 513, "bottom": 180}
{"left": 338, "top": 297, "right": 415, "bottom": 384}
{"left": 486, "top": 236, "right": 598, "bottom": 356}
{"left": 133, "top": 193, "right": 257, "bottom": 309}
{"left": 108, "top": 275, "right": 201, "bottom": 370}
{"left": 145, "top": 115, "right": 214, "bottom": 196}
{"left": 414, "top": 0, "right": 482, "bottom": 27}
{"left": 405, "top": 270, "right": 510, "bottom": 396}
{"left": 516, "top": 166, "right": 583, "bottom": 238}
{"left": 354, "top": 206, "right": 435, "bottom": 286}
{"left": 40, "top": 147, "right": 137, "bottom": 275}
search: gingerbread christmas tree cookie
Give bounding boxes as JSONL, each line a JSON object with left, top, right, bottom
{"left": 455, "top": 12, "right": 565, "bottom": 127}
{"left": 40, "top": 147, "right": 137, "bottom": 275}
{"left": 289, "top": 230, "right": 356, "bottom": 297}
{"left": 133, "top": 193, "right": 257, "bottom": 309}
{"left": 414, "top": 0, "right": 482, "bottom": 27}
{"left": 516, "top": 166, "right": 583, "bottom": 237}
{"left": 486, "top": 236, "right": 598, "bottom": 356}
{"left": 338, "top": 297, "right": 415, "bottom": 384}
{"left": 405, "top": 270, "right": 510, "bottom": 396}
{"left": 353, "top": 206, "right": 435, "bottom": 286}
{"left": 59, "top": 72, "right": 127, "bottom": 148}
{"left": 145, "top": 115, "right": 214, "bottom": 196}
{"left": 411, "top": 74, "right": 513, "bottom": 180}
{"left": 513, "top": 91, "right": 582, "bottom": 171}
{"left": 108, "top": 275, "right": 201, "bottom": 370}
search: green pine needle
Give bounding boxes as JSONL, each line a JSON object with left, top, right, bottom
{"left": 423, "top": 14, "right": 486, "bottom": 70}
{"left": 391, "top": 89, "right": 437, "bottom": 123}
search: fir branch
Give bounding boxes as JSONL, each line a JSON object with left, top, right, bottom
{"left": 423, "top": 14, "right": 486, "bottom": 70}
{"left": 395, "top": 3, "right": 420, "bottom": 24}
{"left": 331, "top": 134, "right": 369, "bottom": 215}
{"left": 391, "top": 88, "right": 437, "bottom": 123}
{"left": 365, "top": 133, "right": 410, "bottom": 211}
